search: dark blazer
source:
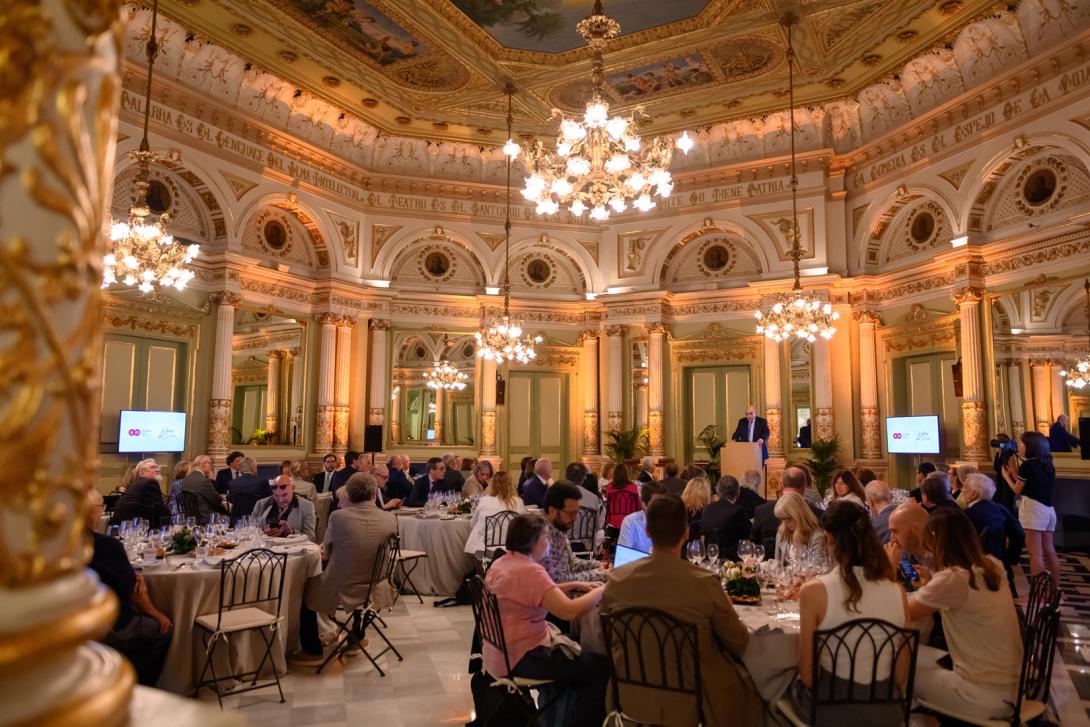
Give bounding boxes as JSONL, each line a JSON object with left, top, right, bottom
{"left": 637, "top": 470, "right": 655, "bottom": 484}
{"left": 386, "top": 469, "right": 413, "bottom": 501}
{"left": 751, "top": 495, "right": 822, "bottom": 557}
{"left": 797, "top": 425, "right": 812, "bottom": 449}
{"left": 700, "top": 499, "right": 751, "bottom": 561}
{"left": 733, "top": 488, "right": 766, "bottom": 520}
{"left": 659, "top": 476, "right": 686, "bottom": 497}
{"left": 520, "top": 475, "right": 548, "bottom": 509}
{"left": 328, "top": 465, "right": 359, "bottom": 512}
{"left": 406, "top": 475, "right": 454, "bottom": 508}
{"left": 731, "top": 416, "right": 770, "bottom": 460}
{"left": 180, "top": 470, "right": 227, "bottom": 525}
{"left": 226, "top": 474, "right": 271, "bottom": 526}
{"left": 1049, "top": 421, "right": 1079, "bottom": 452}
{"left": 213, "top": 467, "right": 237, "bottom": 495}
{"left": 109, "top": 477, "right": 170, "bottom": 528}
{"left": 312, "top": 468, "right": 336, "bottom": 494}
{"left": 966, "top": 499, "right": 1025, "bottom": 570}
{"left": 444, "top": 468, "right": 466, "bottom": 493}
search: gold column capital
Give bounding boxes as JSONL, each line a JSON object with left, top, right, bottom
{"left": 209, "top": 291, "right": 243, "bottom": 307}
{"left": 604, "top": 324, "right": 628, "bottom": 337}
{"left": 853, "top": 308, "right": 881, "bottom": 325}
{"left": 370, "top": 318, "right": 391, "bottom": 331}
{"left": 315, "top": 312, "right": 340, "bottom": 326}
{"left": 952, "top": 286, "right": 985, "bottom": 306}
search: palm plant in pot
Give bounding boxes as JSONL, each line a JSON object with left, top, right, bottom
{"left": 604, "top": 426, "right": 650, "bottom": 466}
{"left": 807, "top": 436, "right": 841, "bottom": 497}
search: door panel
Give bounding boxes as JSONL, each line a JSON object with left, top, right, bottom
{"left": 684, "top": 366, "right": 751, "bottom": 463}
{"left": 507, "top": 371, "right": 568, "bottom": 470}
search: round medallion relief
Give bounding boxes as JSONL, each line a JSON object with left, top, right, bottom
{"left": 909, "top": 210, "right": 935, "bottom": 245}
{"left": 145, "top": 180, "right": 172, "bottom": 214}
{"left": 263, "top": 219, "right": 287, "bottom": 250}
{"left": 1022, "top": 168, "right": 1057, "bottom": 207}
{"left": 423, "top": 251, "right": 451, "bottom": 277}
{"left": 526, "top": 258, "right": 551, "bottom": 283}
{"left": 702, "top": 244, "right": 731, "bottom": 271}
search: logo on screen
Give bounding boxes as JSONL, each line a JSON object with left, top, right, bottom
{"left": 893, "top": 432, "right": 902, "bottom": 439}
{"left": 128, "top": 428, "right": 141, "bottom": 436}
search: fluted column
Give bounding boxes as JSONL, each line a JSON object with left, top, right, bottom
{"left": 1049, "top": 359, "right": 1066, "bottom": 426}
{"left": 763, "top": 336, "right": 783, "bottom": 457}
{"left": 315, "top": 313, "right": 338, "bottom": 454}
{"left": 856, "top": 310, "right": 882, "bottom": 459}
{"left": 1031, "top": 361, "right": 1052, "bottom": 434}
{"left": 369, "top": 319, "right": 390, "bottom": 427}
{"left": 581, "top": 331, "right": 600, "bottom": 456}
{"left": 634, "top": 383, "right": 649, "bottom": 427}
{"left": 955, "top": 287, "right": 988, "bottom": 459}
{"left": 434, "top": 387, "right": 446, "bottom": 443}
{"left": 812, "top": 338, "right": 834, "bottom": 440}
{"left": 647, "top": 324, "right": 666, "bottom": 456}
{"left": 1006, "top": 361, "right": 1025, "bottom": 438}
{"left": 209, "top": 292, "right": 241, "bottom": 458}
{"left": 479, "top": 357, "right": 497, "bottom": 457}
{"left": 288, "top": 347, "right": 304, "bottom": 446}
{"left": 332, "top": 317, "right": 355, "bottom": 456}
{"left": 605, "top": 325, "right": 626, "bottom": 431}
{"left": 265, "top": 350, "right": 284, "bottom": 440}
{"left": 0, "top": 0, "right": 134, "bottom": 721}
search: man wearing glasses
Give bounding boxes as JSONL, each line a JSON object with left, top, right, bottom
{"left": 538, "top": 481, "right": 608, "bottom": 585}
{"left": 252, "top": 475, "right": 317, "bottom": 541}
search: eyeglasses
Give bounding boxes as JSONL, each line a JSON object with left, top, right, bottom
{"left": 272, "top": 484, "right": 291, "bottom": 490}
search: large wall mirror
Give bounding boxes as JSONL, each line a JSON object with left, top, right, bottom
{"left": 789, "top": 340, "right": 813, "bottom": 449}
{"left": 231, "top": 308, "right": 308, "bottom": 446}
{"left": 390, "top": 330, "right": 476, "bottom": 447}
{"left": 631, "top": 339, "right": 649, "bottom": 428}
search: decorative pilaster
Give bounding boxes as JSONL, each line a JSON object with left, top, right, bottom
{"left": 634, "top": 382, "right": 649, "bottom": 427}
{"left": 605, "top": 325, "right": 626, "bottom": 431}
{"left": 1048, "top": 358, "right": 1066, "bottom": 426}
{"left": 0, "top": 0, "right": 135, "bottom": 722}
{"left": 1007, "top": 362, "right": 1025, "bottom": 437}
{"left": 333, "top": 317, "right": 355, "bottom": 456}
{"left": 955, "top": 287, "right": 989, "bottom": 460}
{"left": 208, "top": 292, "right": 241, "bottom": 458}
{"left": 315, "top": 312, "right": 338, "bottom": 453}
{"left": 647, "top": 324, "right": 666, "bottom": 456}
{"left": 288, "top": 347, "right": 304, "bottom": 446}
{"left": 479, "top": 356, "right": 497, "bottom": 457}
{"left": 581, "top": 330, "right": 600, "bottom": 455}
{"left": 856, "top": 310, "right": 882, "bottom": 459}
{"left": 434, "top": 387, "right": 446, "bottom": 443}
{"left": 368, "top": 319, "right": 390, "bottom": 427}
{"left": 390, "top": 377, "right": 403, "bottom": 444}
{"left": 265, "top": 349, "right": 284, "bottom": 439}
{"left": 762, "top": 336, "right": 783, "bottom": 457}
{"left": 812, "top": 338, "right": 834, "bottom": 440}
{"left": 1030, "top": 361, "right": 1052, "bottom": 434}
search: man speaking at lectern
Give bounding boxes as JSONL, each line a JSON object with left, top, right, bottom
{"left": 731, "top": 405, "right": 769, "bottom": 462}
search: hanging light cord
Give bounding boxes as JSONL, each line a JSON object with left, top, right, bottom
{"left": 785, "top": 15, "right": 802, "bottom": 292}
{"left": 503, "top": 82, "right": 514, "bottom": 317}
{"left": 139, "top": 0, "right": 161, "bottom": 155}
{"left": 1084, "top": 278, "right": 1090, "bottom": 348}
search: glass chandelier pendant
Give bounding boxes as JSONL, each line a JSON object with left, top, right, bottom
{"left": 103, "top": 0, "right": 199, "bottom": 293}
{"left": 425, "top": 336, "right": 469, "bottom": 391}
{"left": 1059, "top": 279, "right": 1090, "bottom": 390}
{"left": 755, "top": 16, "right": 838, "bottom": 343}
{"left": 520, "top": 0, "right": 693, "bottom": 222}
{"left": 476, "top": 83, "right": 542, "bottom": 365}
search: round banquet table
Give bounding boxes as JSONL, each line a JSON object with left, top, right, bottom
{"left": 141, "top": 543, "right": 321, "bottom": 695}
{"left": 395, "top": 513, "right": 474, "bottom": 596}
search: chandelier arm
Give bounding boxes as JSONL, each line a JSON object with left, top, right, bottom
{"left": 140, "top": 0, "right": 161, "bottom": 154}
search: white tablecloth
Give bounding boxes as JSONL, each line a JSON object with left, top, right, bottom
{"left": 396, "top": 515, "right": 474, "bottom": 596}
{"left": 141, "top": 544, "right": 321, "bottom": 694}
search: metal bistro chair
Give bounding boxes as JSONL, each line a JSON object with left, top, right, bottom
{"left": 1021, "top": 571, "right": 1057, "bottom": 638}
{"left": 601, "top": 607, "right": 704, "bottom": 726}
{"left": 604, "top": 490, "right": 640, "bottom": 552}
{"left": 568, "top": 505, "right": 599, "bottom": 558}
{"left": 776, "top": 618, "right": 920, "bottom": 727}
{"left": 316, "top": 533, "right": 404, "bottom": 676}
{"left": 468, "top": 575, "right": 557, "bottom": 727}
{"left": 176, "top": 490, "right": 200, "bottom": 521}
{"left": 194, "top": 548, "right": 288, "bottom": 707}
{"left": 483, "top": 510, "right": 519, "bottom": 564}
{"left": 392, "top": 534, "right": 427, "bottom": 606}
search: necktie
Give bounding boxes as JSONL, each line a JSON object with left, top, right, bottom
{"left": 234, "top": 469, "right": 239, "bottom": 479}
{"left": 749, "top": 421, "right": 754, "bottom": 441}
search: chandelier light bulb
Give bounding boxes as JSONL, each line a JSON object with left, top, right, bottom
{"left": 503, "top": 138, "right": 521, "bottom": 158}
{"left": 634, "top": 194, "right": 655, "bottom": 212}
{"left": 584, "top": 102, "right": 608, "bottom": 127}
{"left": 550, "top": 178, "right": 573, "bottom": 197}
{"left": 590, "top": 205, "right": 609, "bottom": 221}
{"left": 566, "top": 157, "right": 591, "bottom": 177}
{"left": 676, "top": 131, "right": 694, "bottom": 153}
{"left": 605, "top": 154, "right": 631, "bottom": 174}
{"left": 605, "top": 116, "right": 628, "bottom": 140}
{"left": 556, "top": 142, "right": 572, "bottom": 157}
{"left": 609, "top": 197, "right": 626, "bottom": 213}
{"left": 570, "top": 199, "right": 587, "bottom": 216}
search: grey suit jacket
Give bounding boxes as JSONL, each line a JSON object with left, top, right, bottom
{"left": 180, "top": 471, "right": 227, "bottom": 525}
{"left": 304, "top": 502, "right": 397, "bottom": 615}
{"left": 251, "top": 495, "right": 317, "bottom": 542}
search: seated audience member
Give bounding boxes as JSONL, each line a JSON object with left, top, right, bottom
{"left": 462, "top": 460, "right": 493, "bottom": 500}
{"left": 774, "top": 491, "right": 825, "bottom": 562}
{"left": 214, "top": 450, "right": 244, "bottom": 494}
{"left": 406, "top": 456, "right": 450, "bottom": 507}
{"left": 736, "top": 469, "right": 767, "bottom": 518}
{"left": 252, "top": 475, "right": 317, "bottom": 541}
{"left": 793, "top": 501, "right": 910, "bottom": 725}
{"left": 369, "top": 464, "right": 402, "bottom": 510}
{"left": 565, "top": 461, "right": 594, "bottom": 504}
{"left": 540, "top": 481, "right": 608, "bottom": 584}
{"left": 680, "top": 463, "right": 707, "bottom": 483}
{"left": 908, "top": 508, "right": 1023, "bottom": 720}
{"left": 602, "top": 496, "right": 762, "bottom": 727}
{"left": 605, "top": 465, "right": 640, "bottom": 537}
{"left": 329, "top": 451, "right": 365, "bottom": 512}
{"left": 681, "top": 476, "right": 712, "bottom": 537}
{"left": 921, "top": 472, "right": 958, "bottom": 513}
{"left": 700, "top": 476, "right": 751, "bottom": 561}
{"left": 520, "top": 457, "right": 552, "bottom": 509}
{"left": 865, "top": 480, "right": 897, "bottom": 545}
{"left": 637, "top": 456, "right": 656, "bottom": 484}
{"left": 294, "top": 473, "right": 397, "bottom": 663}
{"left": 855, "top": 468, "right": 878, "bottom": 486}
{"left": 465, "top": 470, "right": 525, "bottom": 557}
{"left": 87, "top": 490, "right": 172, "bottom": 686}
{"left": 114, "top": 465, "right": 137, "bottom": 495}
{"left": 752, "top": 467, "right": 822, "bottom": 557}
{"left": 517, "top": 456, "right": 537, "bottom": 494}
{"left": 885, "top": 502, "right": 931, "bottom": 590}
{"left": 269, "top": 459, "right": 293, "bottom": 488}
{"left": 796, "top": 463, "right": 826, "bottom": 511}
{"left": 909, "top": 461, "right": 937, "bottom": 502}
{"left": 618, "top": 481, "right": 666, "bottom": 552}
{"left": 443, "top": 453, "right": 466, "bottom": 493}
{"left": 313, "top": 452, "right": 338, "bottom": 494}
{"left": 598, "top": 461, "right": 615, "bottom": 493}
{"left": 483, "top": 515, "right": 607, "bottom": 727}
{"left": 828, "top": 469, "right": 867, "bottom": 510}
{"left": 1049, "top": 413, "right": 1080, "bottom": 453}
{"left": 109, "top": 458, "right": 170, "bottom": 528}
{"left": 385, "top": 455, "right": 413, "bottom": 501}
{"left": 950, "top": 464, "right": 977, "bottom": 504}
{"left": 961, "top": 473, "right": 1024, "bottom": 590}
{"left": 167, "top": 460, "right": 190, "bottom": 515}
{"left": 226, "top": 457, "right": 271, "bottom": 526}
{"left": 658, "top": 462, "right": 686, "bottom": 496}
{"left": 180, "top": 454, "right": 228, "bottom": 525}
{"left": 289, "top": 460, "right": 317, "bottom": 503}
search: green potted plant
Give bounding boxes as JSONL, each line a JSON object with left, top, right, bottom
{"left": 603, "top": 426, "right": 650, "bottom": 465}
{"left": 697, "top": 424, "right": 727, "bottom": 462}
{"left": 807, "top": 436, "right": 841, "bottom": 497}
{"left": 247, "top": 428, "right": 274, "bottom": 445}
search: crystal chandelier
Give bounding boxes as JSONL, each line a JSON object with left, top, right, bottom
{"left": 425, "top": 335, "right": 469, "bottom": 391}
{"left": 476, "top": 84, "right": 542, "bottom": 365}
{"left": 755, "top": 17, "right": 839, "bottom": 343}
{"left": 1059, "top": 279, "right": 1090, "bottom": 389}
{"left": 104, "top": 0, "right": 199, "bottom": 293}
{"left": 519, "top": 0, "right": 693, "bottom": 222}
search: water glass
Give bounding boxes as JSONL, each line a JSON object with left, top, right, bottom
{"left": 752, "top": 543, "right": 766, "bottom": 562}
{"left": 737, "top": 539, "right": 754, "bottom": 560}
{"left": 195, "top": 540, "right": 211, "bottom": 566}
{"left": 686, "top": 540, "right": 705, "bottom": 567}
{"left": 184, "top": 516, "right": 197, "bottom": 530}
{"left": 107, "top": 525, "right": 120, "bottom": 539}
{"left": 705, "top": 543, "right": 720, "bottom": 568}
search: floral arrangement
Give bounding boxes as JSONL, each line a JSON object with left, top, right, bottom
{"left": 167, "top": 527, "right": 197, "bottom": 556}
{"left": 723, "top": 560, "right": 761, "bottom": 604}
{"left": 449, "top": 499, "right": 473, "bottom": 515}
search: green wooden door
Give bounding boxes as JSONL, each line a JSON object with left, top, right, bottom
{"left": 683, "top": 365, "right": 751, "bottom": 464}
{"left": 506, "top": 371, "right": 568, "bottom": 471}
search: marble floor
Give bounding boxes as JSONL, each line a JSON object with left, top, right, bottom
{"left": 198, "top": 556, "right": 1090, "bottom": 726}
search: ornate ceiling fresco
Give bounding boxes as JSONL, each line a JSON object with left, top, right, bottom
{"left": 158, "top": 0, "right": 1049, "bottom": 144}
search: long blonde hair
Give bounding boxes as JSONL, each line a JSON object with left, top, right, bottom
{"left": 681, "top": 476, "right": 712, "bottom": 514}
{"left": 489, "top": 470, "right": 519, "bottom": 509}
{"left": 774, "top": 491, "right": 821, "bottom": 545}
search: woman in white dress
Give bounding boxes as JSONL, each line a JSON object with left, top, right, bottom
{"left": 464, "top": 470, "right": 525, "bottom": 557}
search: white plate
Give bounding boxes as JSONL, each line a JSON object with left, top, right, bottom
{"left": 268, "top": 534, "right": 308, "bottom": 545}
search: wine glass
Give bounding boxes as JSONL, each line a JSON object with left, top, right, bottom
{"left": 737, "top": 539, "right": 754, "bottom": 561}
{"left": 705, "top": 543, "right": 720, "bottom": 569}
{"left": 686, "top": 540, "right": 705, "bottom": 567}
{"left": 752, "top": 543, "right": 766, "bottom": 562}
{"left": 106, "top": 525, "right": 120, "bottom": 539}
{"left": 184, "top": 516, "right": 197, "bottom": 530}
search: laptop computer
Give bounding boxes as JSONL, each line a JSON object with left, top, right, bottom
{"left": 613, "top": 544, "right": 650, "bottom": 568}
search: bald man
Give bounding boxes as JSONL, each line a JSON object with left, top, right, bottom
{"left": 731, "top": 404, "right": 769, "bottom": 461}
{"left": 885, "top": 502, "right": 931, "bottom": 589}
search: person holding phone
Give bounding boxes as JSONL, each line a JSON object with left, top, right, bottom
{"left": 1002, "top": 431, "right": 1061, "bottom": 589}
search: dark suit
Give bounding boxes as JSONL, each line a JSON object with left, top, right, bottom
{"left": 700, "top": 499, "right": 751, "bottom": 561}
{"left": 328, "top": 465, "right": 358, "bottom": 512}
{"left": 751, "top": 495, "right": 822, "bottom": 557}
{"left": 444, "top": 468, "right": 466, "bottom": 494}
{"left": 797, "top": 425, "right": 812, "bottom": 449}
{"left": 520, "top": 475, "right": 548, "bottom": 509}
{"left": 732, "top": 488, "right": 766, "bottom": 520}
{"left": 387, "top": 469, "right": 412, "bottom": 501}
{"left": 1049, "top": 421, "right": 1079, "bottom": 452}
{"left": 659, "top": 476, "right": 686, "bottom": 497}
{"left": 406, "top": 475, "right": 452, "bottom": 508}
{"left": 180, "top": 470, "right": 227, "bottom": 525}
{"left": 213, "top": 466, "right": 239, "bottom": 495}
{"left": 966, "top": 499, "right": 1025, "bottom": 575}
{"left": 109, "top": 478, "right": 170, "bottom": 528}
{"left": 312, "top": 468, "right": 336, "bottom": 494}
{"left": 226, "top": 474, "right": 271, "bottom": 526}
{"left": 637, "top": 470, "right": 655, "bottom": 484}
{"left": 731, "top": 416, "right": 770, "bottom": 461}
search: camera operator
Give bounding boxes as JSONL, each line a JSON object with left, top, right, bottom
{"left": 1001, "top": 431, "right": 1060, "bottom": 589}
{"left": 990, "top": 434, "right": 1017, "bottom": 512}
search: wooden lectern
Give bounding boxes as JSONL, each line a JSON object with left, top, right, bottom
{"left": 720, "top": 442, "right": 766, "bottom": 497}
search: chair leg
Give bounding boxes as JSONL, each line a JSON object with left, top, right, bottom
{"left": 256, "top": 627, "right": 285, "bottom": 704}
{"left": 315, "top": 616, "right": 351, "bottom": 675}
{"left": 362, "top": 610, "right": 403, "bottom": 662}
{"left": 194, "top": 632, "right": 215, "bottom": 700}
{"left": 206, "top": 635, "right": 224, "bottom": 709}
{"left": 397, "top": 559, "right": 425, "bottom": 605}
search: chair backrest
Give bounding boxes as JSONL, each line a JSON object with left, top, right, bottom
{"left": 608, "top": 490, "right": 640, "bottom": 521}
{"left": 1014, "top": 595, "right": 1061, "bottom": 718}
{"left": 103, "top": 493, "right": 121, "bottom": 513}
{"left": 1022, "top": 571, "right": 1056, "bottom": 637}
{"left": 601, "top": 607, "right": 704, "bottom": 725}
{"left": 484, "top": 510, "right": 519, "bottom": 552}
{"left": 214, "top": 548, "right": 288, "bottom": 627}
{"left": 810, "top": 618, "right": 920, "bottom": 727}
{"left": 177, "top": 490, "right": 200, "bottom": 519}
{"left": 569, "top": 505, "right": 598, "bottom": 546}
{"left": 468, "top": 575, "right": 515, "bottom": 678}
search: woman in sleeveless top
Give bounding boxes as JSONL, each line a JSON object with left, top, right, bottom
{"left": 793, "top": 501, "right": 910, "bottom": 725}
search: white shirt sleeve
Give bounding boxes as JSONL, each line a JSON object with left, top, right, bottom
{"left": 912, "top": 567, "right": 969, "bottom": 612}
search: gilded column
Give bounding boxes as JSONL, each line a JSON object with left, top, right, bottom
{"left": 856, "top": 310, "right": 882, "bottom": 459}
{"left": 288, "top": 347, "right": 304, "bottom": 446}
{"left": 434, "top": 387, "right": 446, "bottom": 444}
{"left": 1049, "top": 359, "right": 1066, "bottom": 426}
{"left": 955, "top": 287, "right": 989, "bottom": 459}
{"left": 0, "top": 0, "right": 135, "bottom": 721}
{"left": 581, "top": 330, "right": 600, "bottom": 456}
{"left": 333, "top": 317, "right": 354, "bottom": 456}
{"left": 1030, "top": 361, "right": 1052, "bottom": 433}
{"left": 265, "top": 350, "right": 284, "bottom": 439}
{"left": 812, "top": 338, "right": 834, "bottom": 440}
{"left": 1007, "top": 361, "right": 1025, "bottom": 437}
{"left": 634, "top": 382, "right": 649, "bottom": 427}
{"left": 208, "top": 292, "right": 241, "bottom": 458}
{"left": 647, "top": 324, "right": 666, "bottom": 456}
{"left": 479, "top": 356, "right": 498, "bottom": 458}
{"left": 315, "top": 313, "right": 338, "bottom": 454}
{"left": 605, "top": 325, "right": 626, "bottom": 431}
{"left": 390, "top": 376, "right": 403, "bottom": 444}
{"left": 368, "top": 319, "right": 390, "bottom": 427}
{"left": 763, "top": 336, "right": 783, "bottom": 457}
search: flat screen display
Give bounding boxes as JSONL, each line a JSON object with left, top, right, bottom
{"left": 885, "top": 415, "right": 941, "bottom": 455}
{"left": 118, "top": 410, "right": 186, "bottom": 453}
{"left": 614, "top": 544, "right": 650, "bottom": 568}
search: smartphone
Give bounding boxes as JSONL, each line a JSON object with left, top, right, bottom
{"left": 898, "top": 554, "right": 919, "bottom": 583}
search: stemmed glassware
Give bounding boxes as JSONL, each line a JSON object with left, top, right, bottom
{"left": 686, "top": 540, "right": 705, "bottom": 567}
{"left": 705, "top": 543, "right": 720, "bottom": 571}
{"left": 737, "top": 539, "right": 755, "bottom": 561}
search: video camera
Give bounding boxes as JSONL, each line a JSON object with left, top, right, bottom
{"left": 990, "top": 438, "right": 1017, "bottom": 452}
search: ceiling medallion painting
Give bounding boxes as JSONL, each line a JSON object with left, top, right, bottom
{"left": 605, "top": 53, "right": 714, "bottom": 101}
{"left": 287, "top": 0, "right": 429, "bottom": 65}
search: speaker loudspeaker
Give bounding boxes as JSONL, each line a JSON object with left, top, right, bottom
{"left": 1079, "top": 417, "right": 1090, "bottom": 460}
{"left": 364, "top": 424, "right": 383, "bottom": 454}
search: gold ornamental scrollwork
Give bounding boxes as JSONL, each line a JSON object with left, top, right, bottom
{"left": 315, "top": 312, "right": 341, "bottom": 326}
{"left": 604, "top": 325, "right": 627, "bottom": 338}
{"left": 209, "top": 291, "right": 243, "bottom": 308}
{"left": 952, "top": 286, "right": 985, "bottom": 307}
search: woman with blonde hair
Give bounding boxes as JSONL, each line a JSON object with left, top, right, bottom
{"left": 465, "top": 470, "right": 526, "bottom": 557}
{"left": 599, "top": 461, "right": 615, "bottom": 494}
{"left": 681, "top": 476, "right": 713, "bottom": 535}
{"left": 290, "top": 460, "right": 318, "bottom": 503}
{"left": 774, "top": 491, "right": 825, "bottom": 562}
{"left": 951, "top": 463, "right": 977, "bottom": 504}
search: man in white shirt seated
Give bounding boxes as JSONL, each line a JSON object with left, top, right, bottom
{"left": 617, "top": 481, "right": 666, "bottom": 553}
